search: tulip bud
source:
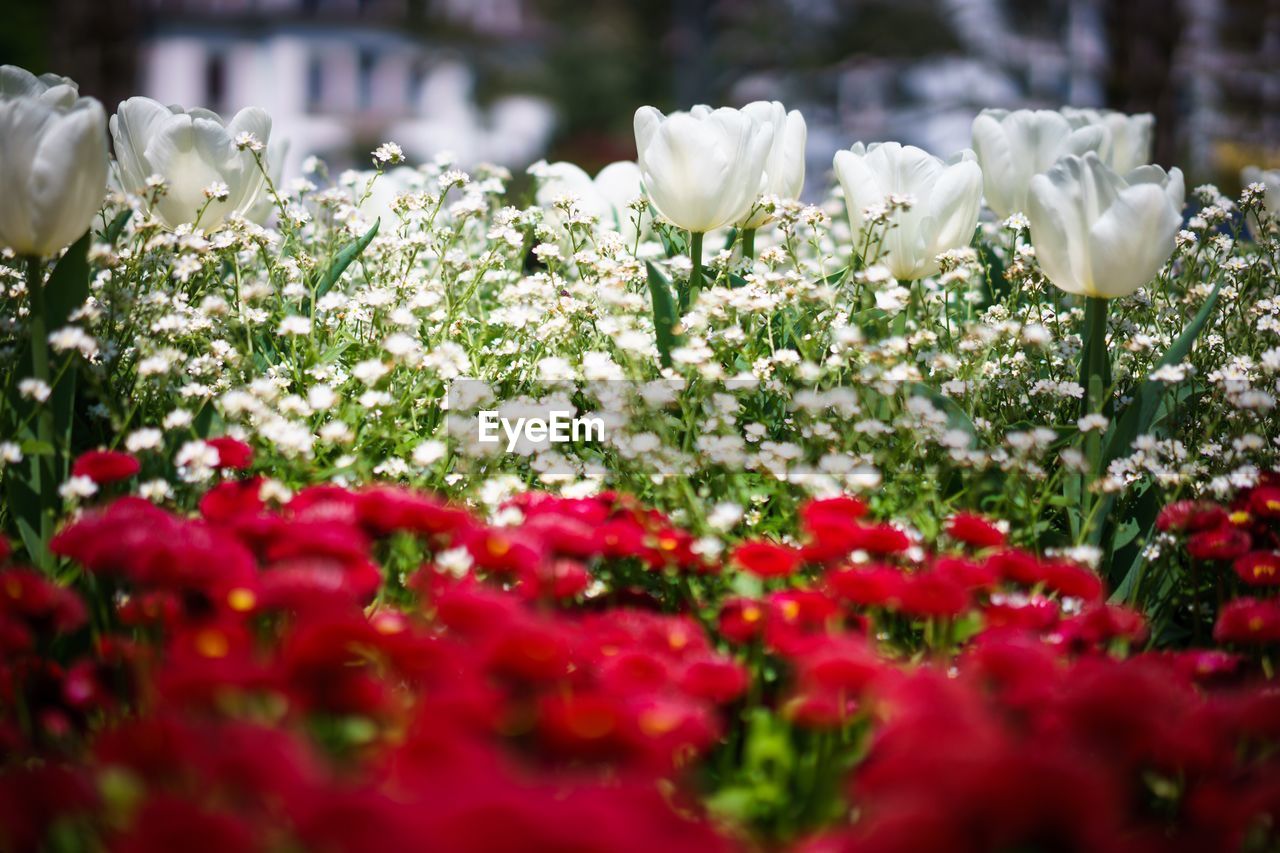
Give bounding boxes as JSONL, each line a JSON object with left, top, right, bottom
{"left": 1027, "top": 152, "right": 1184, "bottom": 299}
{"left": 1061, "top": 107, "right": 1154, "bottom": 175}
{"left": 1242, "top": 166, "right": 1280, "bottom": 217}
{"left": 971, "top": 108, "right": 1105, "bottom": 219}
{"left": 633, "top": 105, "right": 773, "bottom": 234}
{"left": 530, "top": 159, "right": 643, "bottom": 241}
{"left": 833, "top": 141, "right": 983, "bottom": 281}
{"left": 110, "top": 97, "right": 272, "bottom": 229}
{"left": 0, "top": 65, "right": 108, "bottom": 258}
{"left": 738, "top": 101, "right": 806, "bottom": 229}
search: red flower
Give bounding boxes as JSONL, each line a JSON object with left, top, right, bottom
{"left": 1156, "top": 499, "right": 1228, "bottom": 533}
{"left": 1039, "top": 560, "right": 1104, "bottom": 603}
{"left": 1052, "top": 604, "right": 1148, "bottom": 651}
{"left": 986, "top": 548, "right": 1044, "bottom": 586}
{"left": 1234, "top": 551, "right": 1280, "bottom": 587}
{"left": 825, "top": 565, "right": 904, "bottom": 607}
{"left": 731, "top": 539, "right": 801, "bottom": 578}
{"left": 801, "top": 495, "right": 868, "bottom": 526}
{"left": 70, "top": 449, "right": 140, "bottom": 484}
{"left": 717, "top": 597, "right": 766, "bottom": 644}
{"left": 678, "top": 656, "right": 748, "bottom": 704}
{"left": 357, "top": 486, "right": 474, "bottom": 539}
{"left": 850, "top": 523, "right": 911, "bottom": 555}
{"left": 1248, "top": 486, "right": 1280, "bottom": 519}
{"left": 897, "top": 571, "right": 970, "bottom": 618}
{"left": 932, "top": 556, "right": 998, "bottom": 591}
{"left": 798, "top": 495, "right": 869, "bottom": 561}
{"left": 1214, "top": 597, "right": 1280, "bottom": 644}
{"left": 1187, "top": 525, "right": 1252, "bottom": 561}
{"left": 206, "top": 436, "right": 253, "bottom": 470}
{"left": 946, "top": 513, "right": 1007, "bottom": 549}
{"left": 537, "top": 691, "right": 626, "bottom": 760}
{"left": 0, "top": 569, "right": 87, "bottom": 635}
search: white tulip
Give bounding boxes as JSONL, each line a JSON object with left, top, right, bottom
{"left": 833, "top": 141, "right": 983, "bottom": 281}
{"left": 530, "top": 159, "right": 643, "bottom": 241}
{"left": 1242, "top": 166, "right": 1280, "bottom": 217}
{"left": 633, "top": 105, "right": 772, "bottom": 234}
{"left": 357, "top": 166, "right": 427, "bottom": 227}
{"left": 971, "top": 108, "right": 1105, "bottom": 218}
{"left": 1061, "top": 108, "right": 1154, "bottom": 175}
{"left": 111, "top": 96, "right": 272, "bottom": 229}
{"left": 0, "top": 65, "right": 107, "bottom": 257}
{"left": 738, "top": 101, "right": 806, "bottom": 228}
{"left": 1027, "top": 152, "right": 1184, "bottom": 299}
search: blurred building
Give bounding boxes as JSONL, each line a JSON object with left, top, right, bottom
{"left": 1175, "top": 0, "right": 1280, "bottom": 178}
{"left": 27, "top": 0, "right": 1280, "bottom": 186}
{"left": 132, "top": 0, "right": 556, "bottom": 175}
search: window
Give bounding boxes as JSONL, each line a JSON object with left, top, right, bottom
{"left": 204, "top": 52, "right": 226, "bottom": 111}
{"left": 358, "top": 48, "right": 376, "bottom": 110}
{"left": 306, "top": 54, "right": 324, "bottom": 113}
{"left": 407, "top": 58, "right": 426, "bottom": 110}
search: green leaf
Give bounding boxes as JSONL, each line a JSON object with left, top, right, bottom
{"left": 314, "top": 218, "right": 379, "bottom": 301}
{"left": 1102, "top": 280, "right": 1223, "bottom": 466}
{"left": 14, "top": 515, "right": 51, "bottom": 573}
{"left": 646, "top": 261, "right": 680, "bottom": 368}
{"left": 907, "top": 383, "right": 977, "bottom": 447}
{"left": 721, "top": 227, "right": 739, "bottom": 252}
{"left": 817, "top": 267, "right": 848, "bottom": 286}
{"left": 1090, "top": 282, "right": 1224, "bottom": 560}
{"left": 43, "top": 232, "right": 91, "bottom": 334}
{"left": 101, "top": 209, "right": 133, "bottom": 244}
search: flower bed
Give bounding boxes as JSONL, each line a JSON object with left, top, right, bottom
{"left": 2, "top": 479, "right": 1279, "bottom": 851}
{"left": 3, "top": 61, "right": 1280, "bottom": 848}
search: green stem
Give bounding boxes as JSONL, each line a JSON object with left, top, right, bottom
{"left": 1079, "top": 296, "right": 1111, "bottom": 418}
{"left": 25, "top": 257, "right": 56, "bottom": 560}
{"left": 685, "top": 231, "right": 704, "bottom": 311}
{"left": 1077, "top": 295, "right": 1111, "bottom": 546}
{"left": 741, "top": 227, "right": 756, "bottom": 261}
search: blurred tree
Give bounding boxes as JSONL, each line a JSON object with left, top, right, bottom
{"left": 1102, "top": 0, "right": 1183, "bottom": 167}
{"left": 0, "top": 0, "right": 51, "bottom": 76}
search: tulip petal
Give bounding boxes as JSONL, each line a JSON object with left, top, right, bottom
{"left": 1027, "top": 162, "right": 1091, "bottom": 296}
{"left": 0, "top": 98, "right": 50, "bottom": 253}
{"left": 1086, "top": 182, "right": 1180, "bottom": 298}
{"left": 111, "top": 98, "right": 178, "bottom": 195}
{"left": 143, "top": 114, "right": 227, "bottom": 227}
{"left": 925, "top": 159, "right": 983, "bottom": 261}
{"left": 27, "top": 101, "right": 107, "bottom": 255}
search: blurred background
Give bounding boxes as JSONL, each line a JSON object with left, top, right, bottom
{"left": 1, "top": 0, "right": 1277, "bottom": 188}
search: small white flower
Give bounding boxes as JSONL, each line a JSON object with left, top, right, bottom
{"left": 48, "top": 326, "right": 99, "bottom": 358}
{"left": 412, "top": 440, "right": 447, "bottom": 467}
{"left": 59, "top": 475, "right": 98, "bottom": 501}
{"left": 204, "top": 181, "right": 230, "bottom": 202}
{"left": 138, "top": 479, "right": 174, "bottom": 502}
{"left": 1077, "top": 414, "right": 1109, "bottom": 433}
{"left": 18, "top": 379, "right": 51, "bottom": 402}
{"left": 352, "top": 359, "right": 390, "bottom": 385}
{"left": 1150, "top": 363, "right": 1190, "bottom": 383}
{"left": 435, "top": 546, "right": 474, "bottom": 579}
{"left": 372, "top": 142, "right": 405, "bottom": 167}
{"left": 277, "top": 316, "right": 312, "bottom": 336}
{"left": 707, "top": 502, "right": 744, "bottom": 532}
{"left": 234, "top": 131, "right": 264, "bottom": 153}
{"left": 175, "top": 439, "right": 219, "bottom": 470}
{"left": 307, "top": 384, "right": 339, "bottom": 411}
{"left": 125, "top": 428, "right": 164, "bottom": 453}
